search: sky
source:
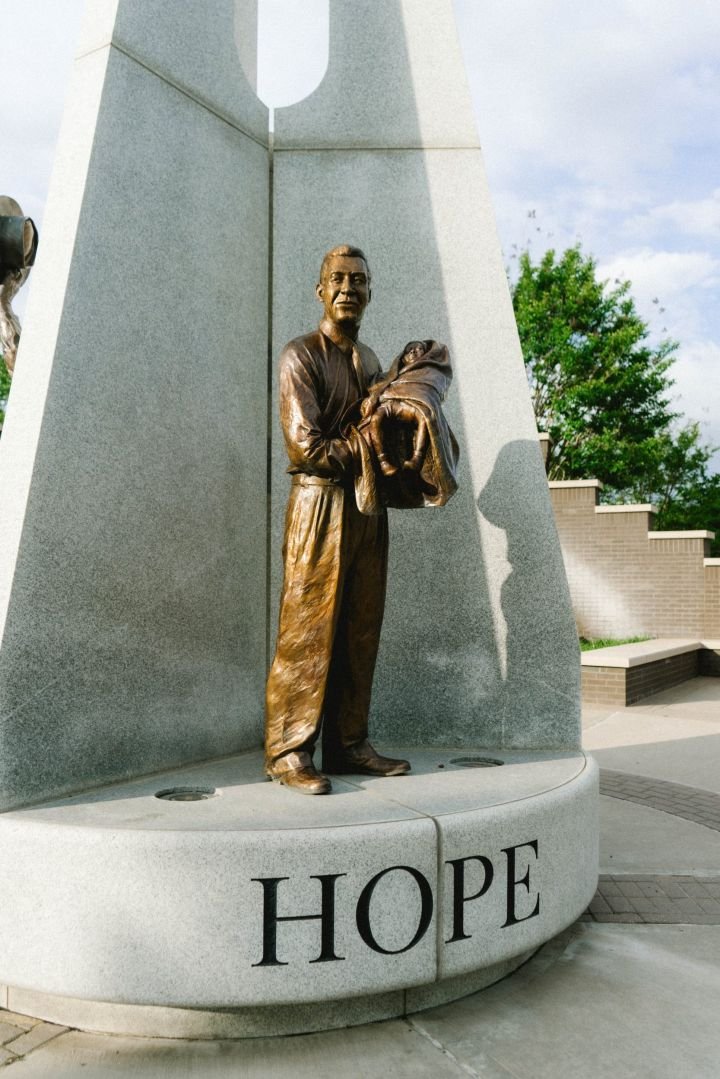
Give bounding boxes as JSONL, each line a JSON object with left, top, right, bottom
{"left": 3, "top": 0, "right": 719, "bottom": 468}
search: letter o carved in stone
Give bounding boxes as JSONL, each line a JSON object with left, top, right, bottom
{"left": 355, "top": 865, "right": 434, "bottom": 955}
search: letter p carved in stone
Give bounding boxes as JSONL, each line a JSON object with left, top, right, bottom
{"left": 445, "top": 855, "right": 495, "bottom": 943}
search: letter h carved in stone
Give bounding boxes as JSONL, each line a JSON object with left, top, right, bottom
{"left": 251, "top": 874, "right": 347, "bottom": 966}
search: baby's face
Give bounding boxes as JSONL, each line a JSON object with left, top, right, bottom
{"left": 402, "top": 342, "right": 425, "bottom": 365}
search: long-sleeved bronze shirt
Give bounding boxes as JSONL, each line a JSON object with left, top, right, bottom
{"left": 278, "top": 318, "right": 381, "bottom": 480}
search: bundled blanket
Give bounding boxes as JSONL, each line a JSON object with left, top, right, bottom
{"left": 346, "top": 339, "right": 460, "bottom": 515}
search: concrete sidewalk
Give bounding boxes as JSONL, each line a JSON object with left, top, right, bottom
{"left": 2, "top": 677, "right": 719, "bottom": 1077}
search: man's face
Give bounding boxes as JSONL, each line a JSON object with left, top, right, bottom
{"left": 316, "top": 256, "right": 370, "bottom": 330}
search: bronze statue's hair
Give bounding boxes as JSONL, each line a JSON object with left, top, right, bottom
{"left": 319, "top": 245, "right": 371, "bottom": 284}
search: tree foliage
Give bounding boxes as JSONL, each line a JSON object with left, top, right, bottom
{"left": 512, "top": 244, "right": 719, "bottom": 553}
{"left": 513, "top": 245, "right": 679, "bottom": 487}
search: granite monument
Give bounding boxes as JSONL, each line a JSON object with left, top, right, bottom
{"left": 0, "top": 0, "right": 597, "bottom": 1038}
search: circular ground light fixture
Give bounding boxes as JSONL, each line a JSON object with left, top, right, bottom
{"left": 449, "top": 757, "right": 504, "bottom": 768}
{"left": 155, "top": 787, "right": 218, "bottom": 801}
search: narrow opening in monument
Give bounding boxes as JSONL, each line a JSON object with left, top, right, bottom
{"left": 256, "top": 0, "right": 329, "bottom": 116}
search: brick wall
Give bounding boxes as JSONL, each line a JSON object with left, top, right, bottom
{"left": 582, "top": 650, "right": 701, "bottom": 707}
{"left": 625, "top": 650, "right": 699, "bottom": 703}
{"left": 581, "top": 666, "right": 628, "bottom": 707}
{"left": 705, "top": 563, "right": 720, "bottom": 637}
{"left": 700, "top": 647, "right": 720, "bottom": 677}
{"left": 549, "top": 481, "right": 719, "bottom": 639}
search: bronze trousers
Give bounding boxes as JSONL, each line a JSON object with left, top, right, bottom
{"left": 265, "top": 476, "right": 389, "bottom": 772}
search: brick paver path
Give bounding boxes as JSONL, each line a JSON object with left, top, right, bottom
{"left": 590, "top": 768, "right": 720, "bottom": 923}
{"left": 587, "top": 875, "right": 720, "bottom": 924}
{"left": 600, "top": 768, "right": 720, "bottom": 832}
{"left": 0, "top": 1013, "right": 67, "bottom": 1066}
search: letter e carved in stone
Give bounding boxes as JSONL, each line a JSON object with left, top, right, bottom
{"left": 501, "top": 841, "right": 540, "bottom": 928}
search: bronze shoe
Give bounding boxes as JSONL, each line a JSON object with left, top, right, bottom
{"left": 267, "top": 766, "right": 332, "bottom": 795}
{"left": 324, "top": 741, "right": 410, "bottom": 778}
{"left": 266, "top": 752, "right": 332, "bottom": 795}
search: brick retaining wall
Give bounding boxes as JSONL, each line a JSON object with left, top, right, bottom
{"left": 700, "top": 648, "right": 720, "bottom": 677}
{"left": 624, "top": 650, "right": 699, "bottom": 703}
{"left": 582, "top": 644, "right": 718, "bottom": 705}
{"left": 549, "top": 480, "right": 719, "bottom": 639}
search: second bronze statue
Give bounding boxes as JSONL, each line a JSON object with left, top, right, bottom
{"left": 264, "top": 245, "right": 457, "bottom": 795}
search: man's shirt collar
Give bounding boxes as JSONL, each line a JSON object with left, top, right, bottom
{"left": 319, "top": 318, "right": 357, "bottom": 354}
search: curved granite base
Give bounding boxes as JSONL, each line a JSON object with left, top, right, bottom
{"left": 0, "top": 746, "right": 598, "bottom": 1037}
{"left": 2, "top": 951, "right": 535, "bottom": 1039}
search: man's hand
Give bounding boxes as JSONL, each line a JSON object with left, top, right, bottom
{"left": 360, "top": 391, "right": 381, "bottom": 419}
{"left": 365, "top": 399, "right": 428, "bottom": 477}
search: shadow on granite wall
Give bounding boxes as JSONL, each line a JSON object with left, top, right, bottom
{"left": 272, "top": 0, "right": 579, "bottom": 750}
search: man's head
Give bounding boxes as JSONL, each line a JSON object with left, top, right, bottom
{"left": 316, "top": 244, "right": 371, "bottom": 336}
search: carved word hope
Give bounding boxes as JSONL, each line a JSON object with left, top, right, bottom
{"left": 252, "top": 840, "right": 539, "bottom": 966}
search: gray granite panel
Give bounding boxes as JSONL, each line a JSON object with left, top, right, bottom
{"left": 76, "top": 0, "right": 267, "bottom": 143}
{"left": 435, "top": 757, "right": 599, "bottom": 978}
{"left": 0, "top": 40, "right": 269, "bottom": 809}
{"left": 352, "top": 749, "right": 587, "bottom": 817}
{"left": 271, "top": 145, "right": 579, "bottom": 751}
{"left": 15, "top": 750, "right": 425, "bottom": 832}
{"left": 273, "top": 0, "right": 477, "bottom": 149}
{"left": 0, "top": 812, "right": 437, "bottom": 1007}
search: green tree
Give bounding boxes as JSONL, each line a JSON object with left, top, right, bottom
{"left": 610, "top": 423, "right": 720, "bottom": 555}
{"left": 512, "top": 244, "right": 719, "bottom": 554}
{"left": 657, "top": 468, "right": 720, "bottom": 531}
{"left": 614, "top": 422, "right": 712, "bottom": 511}
{"left": 513, "top": 245, "right": 679, "bottom": 487}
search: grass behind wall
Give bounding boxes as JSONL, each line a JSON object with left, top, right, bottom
{"left": 579, "top": 636, "right": 652, "bottom": 652}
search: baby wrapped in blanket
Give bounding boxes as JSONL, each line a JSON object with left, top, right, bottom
{"left": 350, "top": 339, "right": 460, "bottom": 514}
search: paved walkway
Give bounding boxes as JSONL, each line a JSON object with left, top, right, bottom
{"left": 589, "top": 873, "right": 720, "bottom": 923}
{"left": 600, "top": 768, "right": 720, "bottom": 832}
{"left": 1, "top": 677, "right": 719, "bottom": 1077}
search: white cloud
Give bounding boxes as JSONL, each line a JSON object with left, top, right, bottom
{"left": 593, "top": 250, "right": 720, "bottom": 462}
{"left": 629, "top": 190, "right": 720, "bottom": 241}
{"left": 2, "top": 2, "right": 84, "bottom": 223}
{"left": 597, "top": 248, "right": 720, "bottom": 346}
{"left": 257, "top": 0, "right": 328, "bottom": 109}
{"left": 454, "top": 0, "right": 720, "bottom": 188}
{"left": 597, "top": 249, "right": 720, "bottom": 304}
{"left": 670, "top": 340, "right": 720, "bottom": 465}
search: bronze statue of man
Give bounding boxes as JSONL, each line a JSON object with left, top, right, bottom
{"left": 265, "top": 244, "right": 410, "bottom": 794}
